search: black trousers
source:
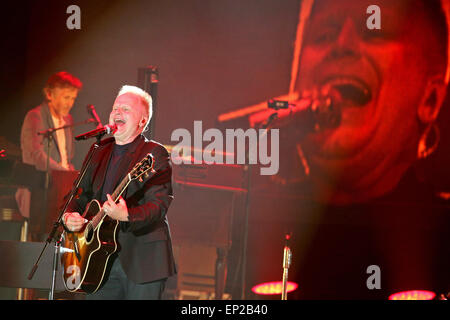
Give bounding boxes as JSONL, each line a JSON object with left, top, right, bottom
{"left": 86, "top": 256, "right": 166, "bottom": 300}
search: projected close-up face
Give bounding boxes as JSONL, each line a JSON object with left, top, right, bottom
{"left": 295, "top": 0, "right": 448, "bottom": 203}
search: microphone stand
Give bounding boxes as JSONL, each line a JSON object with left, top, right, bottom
{"left": 240, "top": 111, "right": 279, "bottom": 299}
{"left": 38, "top": 119, "right": 97, "bottom": 137}
{"left": 35, "top": 118, "right": 95, "bottom": 241}
{"left": 28, "top": 120, "right": 99, "bottom": 300}
{"left": 238, "top": 93, "right": 341, "bottom": 298}
{"left": 281, "top": 233, "right": 292, "bottom": 300}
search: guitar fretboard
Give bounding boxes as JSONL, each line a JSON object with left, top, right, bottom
{"left": 91, "top": 174, "right": 131, "bottom": 229}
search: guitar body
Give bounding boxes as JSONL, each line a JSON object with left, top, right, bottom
{"left": 61, "top": 199, "right": 119, "bottom": 294}
{"left": 60, "top": 153, "right": 154, "bottom": 294}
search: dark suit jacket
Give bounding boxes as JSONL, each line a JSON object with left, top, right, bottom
{"left": 21, "top": 102, "right": 74, "bottom": 171}
{"left": 67, "top": 135, "right": 176, "bottom": 283}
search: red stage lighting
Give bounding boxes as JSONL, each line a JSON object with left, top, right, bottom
{"left": 251, "top": 281, "right": 298, "bottom": 295}
{"left": 388, "top": 290, "right": 436, "bottom": 300}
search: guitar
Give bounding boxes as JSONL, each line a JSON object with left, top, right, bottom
{"left": 60, "top": 153, "right": 155, "bottom": 293}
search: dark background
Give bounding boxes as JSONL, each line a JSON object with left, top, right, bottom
{"left": 1, "top": 0, "right": 299, "bottom": 169}
{"left": 1, "top": 0, "right": 449, "bottom": 300}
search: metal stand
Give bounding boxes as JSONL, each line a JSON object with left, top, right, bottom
{"left": 281, "top": 233, "right": 292, "bottom": 300}
{"left": 240, "top": 112, "right": 278, "bottom": 299}
{"left": 49, "top": 236, "right": 62, "bottom": 300}
{"left": 16, "top": 219, "right": 29, "bottom": 300}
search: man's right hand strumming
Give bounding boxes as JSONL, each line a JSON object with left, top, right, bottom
{"left": 63, "top": 212, "right": 88, "bottom": 232}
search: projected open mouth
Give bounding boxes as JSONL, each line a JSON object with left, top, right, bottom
{"left": 322, "top": 77, "right": 372, "bottom": 107}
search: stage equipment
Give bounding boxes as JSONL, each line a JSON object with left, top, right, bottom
{"left": 170, "top": 160, "right": 246, "bottom": 299}
{"left": 74, "top": 124, "right": 117, "bottom": 141}
{"left": 137, "top": 66, "right": 158, "bottom": 139}
{"left": 0, "top": 240, "right": 66, "bottom": 291}
{"left": 251, "top": 281, "right": 298, "bottom": 296}
{"left": 389, "top": 290, "right": 436, "bottom": 300}
{"left": 281, "top": 233, "right": 292, "bottom": 300}
{"left": 0, "top": 197, "right": 28, "bottom": 299}
{"left": 86, "top": 105, "right": 103, "bottom": 128}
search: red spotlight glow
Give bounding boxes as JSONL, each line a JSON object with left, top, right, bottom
{"left": 389, "top": 290, "right": 436, "bottom": 300}
{"left": 251, "top": 281, "right": 298, "bottom": 295}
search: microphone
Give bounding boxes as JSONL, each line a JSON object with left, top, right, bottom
{"left": 86, "top": 105, "right": 103, "bottom": 128}
{"left": 75, "top": 124, "right": 117, "bottom": 141}
{"left": 268, "top": 99, "right": 290, "bottom": 110}
{"left": 260, "top": 90, "right": 342, "bottom": 132}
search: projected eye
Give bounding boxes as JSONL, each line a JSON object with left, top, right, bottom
{"left": 309, "top": 27, "right": 340, "bottom": 44}
{"left": 362, "top": 28, "right": 389, "bottom": 42}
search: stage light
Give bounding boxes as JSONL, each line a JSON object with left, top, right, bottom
{"left": 388, "top": 290, "right": 436, "bottom": 300}
{"left": 251, "top": 281, "right": 298, "bottom": 295}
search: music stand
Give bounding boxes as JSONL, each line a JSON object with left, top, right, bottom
{"left": 0, "top": 240, "right": 66, "bottom": 291}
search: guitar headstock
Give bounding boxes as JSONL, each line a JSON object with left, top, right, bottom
{"left": 129, "top": 153, "right": 155, "bottom": 182}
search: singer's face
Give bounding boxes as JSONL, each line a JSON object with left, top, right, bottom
{"left": 46, "top": 87, "right": 78, "bottom": 118}
{"left": 294, "top": 0, "right": 444, "bottom": 202}
{"left": 109, "top": 92, "right": 148, "bottom": 145}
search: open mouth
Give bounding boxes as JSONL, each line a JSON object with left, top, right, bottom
{"left": 114, "top": 119, "right": 126, "bottom": 126}
{"left": 322, "top": 77, "right": 372, "bottom": 107}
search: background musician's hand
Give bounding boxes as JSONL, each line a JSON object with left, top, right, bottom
{"left": 102, "top": 194, "right": 129, "bottom": 221}
{"left": 63, "top": 212, "right": 87, "bottom": 232}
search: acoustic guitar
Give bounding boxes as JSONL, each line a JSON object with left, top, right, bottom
{"left": 60, "top": 153, "right": 155, "bottom": 293}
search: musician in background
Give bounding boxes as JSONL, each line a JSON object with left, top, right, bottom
{"left": 15, "top": 71, "right": 82, "bottom": 239}
{"left": 21, "top": 71, "right": 82, "bottom": 171}
{"left": 63, "top": 85, "right": 176, "bottom": 300}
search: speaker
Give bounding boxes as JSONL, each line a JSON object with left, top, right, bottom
{"left": 0, "top": 217, "right": 24, "bottom": 300}
{"left": 173, "top": 243, "right": 216, "bottom": 299}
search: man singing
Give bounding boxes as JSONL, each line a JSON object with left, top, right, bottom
{"left": 63, "top": 85, "right": 176, "bottom": 300}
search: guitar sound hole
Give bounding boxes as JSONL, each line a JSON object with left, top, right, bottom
{"left": 85, "top": 223, "right": 94, "bottom": 243}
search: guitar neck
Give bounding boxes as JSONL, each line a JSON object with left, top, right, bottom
{"left": 111, "top": 174, "right": 132, "bottom": 202}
